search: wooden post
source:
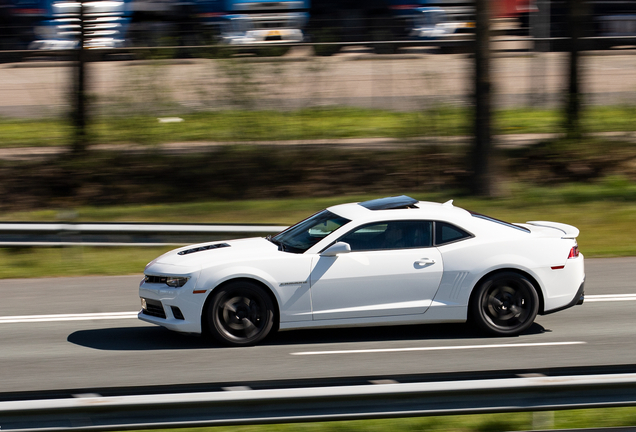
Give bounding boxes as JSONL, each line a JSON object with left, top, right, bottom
{"left": 471, "top": 0, "right": 494, "bottom": 196}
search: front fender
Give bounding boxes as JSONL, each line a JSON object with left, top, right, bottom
{"left": 196, "top": 265, "right": 281, "bottom": 310}
{"left": 196, "top": 258, "right": 314, "bottom": 323}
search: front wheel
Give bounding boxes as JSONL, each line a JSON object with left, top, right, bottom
{"left": 470, "top": 272, "right": 539, "bottom": 336}
{"left": 206, "top": 281, "right": 275, "bottom": 346}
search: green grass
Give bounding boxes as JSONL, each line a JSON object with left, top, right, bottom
{"left": 90, "top": 107, "right": 469, "bottom": 145}
{"left": 133, "top": 407, "right": 636, "bottom": 432}
{"left": 0, "top": 246, "right": 170, "bottom": 279}
{"left": 0, "top": 118, "right": 72, "bottom": 147}
{"left": 2, "top": 183, "right": 636, "bottom": 278}
{"left": 2, "top": 105, "right": 636, "bottom": 148}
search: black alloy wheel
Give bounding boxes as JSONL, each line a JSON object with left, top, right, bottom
{"left": 471, "top": 272, "right": 539, "bottom": 336}
{"left": 207, "top": 281, "right": 275, "bottom": 346}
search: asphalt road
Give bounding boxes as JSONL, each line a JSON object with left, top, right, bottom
{"left": 0, "top": 257, "right": 634, "bottom": 395}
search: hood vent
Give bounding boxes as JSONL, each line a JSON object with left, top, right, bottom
{"left": 178, "top": 243, "right": 230, "bottom": 256}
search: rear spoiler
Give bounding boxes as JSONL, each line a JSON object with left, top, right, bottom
{"left": 526, "top": 221, "right": 580, "bottom": 239}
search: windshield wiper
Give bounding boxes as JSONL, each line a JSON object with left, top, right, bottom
{"left": 266, "top": 235, "right": 287, "bottom": 251}
{"left": 266, "top": 235, "right": 305, "bottom": 253}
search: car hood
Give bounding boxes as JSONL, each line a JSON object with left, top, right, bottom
{"left": 145, "top": 237, "right": 279, "bottom": 274}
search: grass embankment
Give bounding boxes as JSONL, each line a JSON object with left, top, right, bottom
{"left": 0, "top": 105, "right": 635, "bottom": 278}
{"left": 1, "top": 106, "right": 636, "bottom": 147}
{"left": 1, "top": 184, "right": 636, "bottom": 279}
{"left": 132, "top": 407, "right": 636, "bottom": 432}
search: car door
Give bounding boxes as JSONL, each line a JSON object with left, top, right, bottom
{"left": 309, "top": 220, "right": 443, "bottom": 321}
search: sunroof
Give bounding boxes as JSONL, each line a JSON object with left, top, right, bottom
{"left": 359, "top": 195, "right": 419, "bottom": 210}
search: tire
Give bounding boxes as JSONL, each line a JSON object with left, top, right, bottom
{"left": 206, "top": 281, "right": 275, "bottom": 346}
{"left": 470, "top": 272, "right": 539, "bottom": 336}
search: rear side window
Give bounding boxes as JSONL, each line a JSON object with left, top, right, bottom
{"left": 469, "top": 211, "right": 530, "bottom": 233}
{"left": 435, "top": 222, "right": 472, "bottom": 246}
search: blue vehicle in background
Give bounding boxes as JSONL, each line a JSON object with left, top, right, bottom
{"left": 1, "top": 0, "right": 52, "bottom": 50}
{"left": 307, "top": 0, "right": 474, "bottom": 55}
{"left": 0, "top": 0, "right": 465, "bottom": 57}
{"left": 387, "top": 0, "right": 474, "bottom": 40}
{"left": 0, "top": 0, "right": 132, "bottom": 52}
{"left": 28, "top": 0, "right": 132, "bottom": 50}
{"left": 3, "top": 0, "right": 636, "bottom": 57}
{"left": 192, "top": 0, "right": 309, "bottom": 46}
{"left": 1, "top": 0, "right": 308, "bottom": 54}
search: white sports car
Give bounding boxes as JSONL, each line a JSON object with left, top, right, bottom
{"left": 139, "top": 196, "right": 585, "bottom": 346}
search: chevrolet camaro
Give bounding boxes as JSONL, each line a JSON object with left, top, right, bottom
{"left": 139, "top": 196, "right": 585, "bottom": 346}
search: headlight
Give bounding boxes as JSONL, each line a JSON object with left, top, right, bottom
{"left": 145, "top": 275, "right": 190, "bottom": 288}
{"left": 166, "top": 277, "right": 189, "bottom": 288}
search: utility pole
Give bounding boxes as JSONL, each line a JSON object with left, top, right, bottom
{"left": 564, "top": 0, "right": 585, "bottom": 139}
{"left": 530, "top": 0, "right": 550, "bottom": 106}
{"left": 471, "top": 0, "right": 494, "bottom": 196}
{"left": 72, "top": 1, "right": 87, "bottom": 155}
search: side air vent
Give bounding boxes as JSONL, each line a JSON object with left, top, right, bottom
{"left": 178, "top": 243, "right": 230, "bottom": 255}
{"left": 359, "top": 195, "right": 419, "bottom": 210}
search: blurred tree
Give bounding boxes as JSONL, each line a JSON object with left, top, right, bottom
{"left": 564, "top": 0, "right": 587, "bottom": 139}
{"left": 470, "top": 0, "right": 495, "bottom": 196}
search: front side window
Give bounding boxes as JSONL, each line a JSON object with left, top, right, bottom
{"left": 271, "top": 210, "right": 350, "bottom": 253}
{"left": 338, "top": 220, "right": 433, "bottom": 251}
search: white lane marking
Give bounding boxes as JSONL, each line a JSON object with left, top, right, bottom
{"left": 585, "top": 294, "right": 636, "bottom": 302}
{"left": 291, "top": 341, "right": 586, "bottom": 356}
{"left": 0, "top": 312, "right": 138, "bottom": 324}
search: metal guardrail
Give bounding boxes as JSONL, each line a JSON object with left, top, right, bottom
{"left": 0, "top": 223, "right": 288, "bottom": 247}
{"left": 1, "top": 373, "right": 636, "bottom": 431}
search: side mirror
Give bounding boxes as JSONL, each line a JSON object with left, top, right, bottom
{"left": 321, "top": 241, "right": 351, "bottom": 256}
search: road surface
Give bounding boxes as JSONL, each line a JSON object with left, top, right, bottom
{"left": 0, "top": 257, "right": 634, "bottom": 394}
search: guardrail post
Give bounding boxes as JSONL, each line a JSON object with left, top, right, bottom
{"left": 532, "top": 411, "right": 555, "bottom": 430}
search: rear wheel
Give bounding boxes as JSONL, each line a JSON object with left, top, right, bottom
{"left": 206, "top": 281, "right": 275, "bottom": 346}
{"left": 471, "top": 272, "right": 539, "bottom": 336}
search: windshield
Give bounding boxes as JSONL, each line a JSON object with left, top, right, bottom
{"left": 271, "top": 210, "right": 350, "bottom": 253}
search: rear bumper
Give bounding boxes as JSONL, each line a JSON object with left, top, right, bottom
{"left": 541, "top": 278, "right": 585, "bottom": 315}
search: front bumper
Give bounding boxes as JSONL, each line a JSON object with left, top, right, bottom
{"left": 138, "top": 274, "right": 205, "bottom": 333}
{"left": 138, "top": 307, "right": 201, "bottom": 333}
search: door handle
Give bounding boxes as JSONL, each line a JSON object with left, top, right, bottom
{"left": 416, "top": 258, "right": 436, "bottom": 265}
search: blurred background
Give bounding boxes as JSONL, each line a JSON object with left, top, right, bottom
{"left": 0, "top": 0, "right": 636, "bottom": 213}
{"left": 2, "top": 5, "right": 636, "bottom": 425}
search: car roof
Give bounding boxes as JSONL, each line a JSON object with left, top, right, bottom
{"left": 327, "top": 196, "right": 472, "bottom": 223}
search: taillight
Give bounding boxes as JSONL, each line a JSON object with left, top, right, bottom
{"left": 568, "top": 246, "right": 580, "bottom": 259}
